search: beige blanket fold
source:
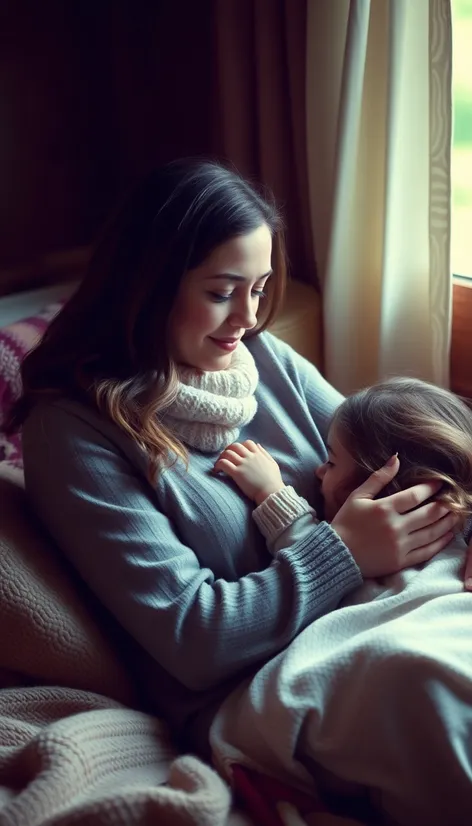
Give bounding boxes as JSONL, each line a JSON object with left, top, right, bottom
{"left": 0, "top": 686, "right": 231, "bottom": 825}
{"left": 0, "top": 465, "right": 232, "bottom": 826}
{"left": 211, "top": 540, "right": 472, "bottom": 826}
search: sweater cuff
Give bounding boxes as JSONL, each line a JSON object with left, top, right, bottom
{"left": 253, "top": 486, "right": 317, "bottom": 544}
{"left": 279, "top": 520, "right": 363, "bottom": 609}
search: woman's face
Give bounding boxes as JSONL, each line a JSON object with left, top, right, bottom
{"left": 316, "top": 424, "right": 361, "bottom": 521}
{"left": 169, "top": 224, "right": 273, "bottom": 371}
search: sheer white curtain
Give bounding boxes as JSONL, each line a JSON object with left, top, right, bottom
{"left": 306, "top": 0, "right": 452, "bottom": 394}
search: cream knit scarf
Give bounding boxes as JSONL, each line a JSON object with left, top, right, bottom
{"left": 163, "top": 342, "right": 259, "bottom": 453}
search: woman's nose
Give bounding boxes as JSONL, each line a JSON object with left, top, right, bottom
{"left": 229, "top": 299, "right": 258, "bottom": 330}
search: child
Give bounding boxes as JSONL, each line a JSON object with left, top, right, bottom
{"left": 214, "top": 376, "right": 472, "bottom": 593}
{"left": 211, "top": 377, "right": 472, "bottom": 824}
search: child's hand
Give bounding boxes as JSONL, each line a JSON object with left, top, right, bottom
{"left": 214, "top": 440, "right": 285, "bottom": 505}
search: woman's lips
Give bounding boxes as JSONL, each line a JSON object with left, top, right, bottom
{"left": 209, "top": 337, "right": 240, "bottom": 352}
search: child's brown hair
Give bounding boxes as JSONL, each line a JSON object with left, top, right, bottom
{"left": 332, "top": 377, "right": 472, "bottom": 518}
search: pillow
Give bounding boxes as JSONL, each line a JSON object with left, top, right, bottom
{"left": 0, "top": 302, "right": 63, "bottom": 465}
{"left": 0, "top": 462, "right": 138, "bottom": 704}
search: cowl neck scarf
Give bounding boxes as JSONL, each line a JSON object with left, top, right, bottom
{"left": 163, "top": 342, "right": 259, "bottom": 453}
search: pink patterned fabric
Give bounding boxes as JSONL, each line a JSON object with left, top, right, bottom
{"left": 0, "top": 303, "right": 63, "bottom": 466}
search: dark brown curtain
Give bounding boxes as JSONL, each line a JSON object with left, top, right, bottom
{"left": 0, "top": 1, "right": 217, "bottom": 272}
{"left": 211, "top": 0, "right": 317, "bottom": 286}
{"left": 0, "top": 0, "right": 317, "bottom": 291}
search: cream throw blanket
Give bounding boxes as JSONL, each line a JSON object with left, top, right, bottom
{"left": 0, "top": 465, "right": 232, "bottom": 826}
{"left": 210, "top": 538, "right": 472, "bottom": 826}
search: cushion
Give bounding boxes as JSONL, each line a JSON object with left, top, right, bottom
{"left": 0, "top": 462, "right": 138, "bottom": 705}
{"left": 0, "top": 302, "right": 63, "bottom": 465}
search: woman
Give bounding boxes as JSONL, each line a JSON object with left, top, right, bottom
{"left": 5, "top": 159, "right": 458, "bottom": 756}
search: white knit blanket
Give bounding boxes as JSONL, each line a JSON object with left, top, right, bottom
{"left": 210, "top": 538, "right": 472, "bottom": 826}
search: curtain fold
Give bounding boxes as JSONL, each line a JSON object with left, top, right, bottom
{"left": 307, "top": 0, "right": 452, "bottom": 393}
{"left": 213, "top": 0, "right": 318, "bottom": 287}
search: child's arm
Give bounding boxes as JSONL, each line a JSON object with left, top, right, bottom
{"left": 214, "top": 440, "right": 319, "bottom": 555}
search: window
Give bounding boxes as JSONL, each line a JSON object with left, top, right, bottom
{"left": 451, "top": 0, "right": 472, "bottom": 279}
{"left": 450, "top": 0, "right": 472, "bottom": 398}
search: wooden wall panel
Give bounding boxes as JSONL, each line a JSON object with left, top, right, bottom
{"left": 451, "top": 281, "right": 472, "bottom": 399}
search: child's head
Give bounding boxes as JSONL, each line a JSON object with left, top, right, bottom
{"left": 316, "top": 377, "right": 472, "bottom": 522}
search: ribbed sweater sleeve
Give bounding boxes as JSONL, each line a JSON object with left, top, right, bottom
{"left": 253, "top": 486, "right": 317, "bottom": 545}
{"left": 23, "top": 403, "right": 362, "bottom": 694}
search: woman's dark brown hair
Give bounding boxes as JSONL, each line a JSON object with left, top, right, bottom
{"left": 4, "top": 159, "right": 286, "bottom": 479}
{"left": 332, "top": 377, "right": 472, "bottom": 517}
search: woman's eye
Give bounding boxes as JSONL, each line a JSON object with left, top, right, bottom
{"left": 326, "top": 461, "right": 335, "bottom": 469}
{"left": 208, "top": 288, "right": 266, "bottom": 303}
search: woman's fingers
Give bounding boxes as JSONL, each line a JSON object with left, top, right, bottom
{"left": 404, "top": 512, "right": 458, "bottom": 553}
{"left": 348, "top": 455, "right": 400, "bottom": 501}
{"left": 404, "top": 532, "right": 455, "bottom": 568}
{"left": 401, "top": 500, "right": 453, "bottom": 534}
{"left": 388, "top": 480, "right": 443, "bottom": 514}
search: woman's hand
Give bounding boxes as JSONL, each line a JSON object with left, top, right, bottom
{"left": 214, "top": 440, "right": 285, "bottom": 505}
{"left": 331, "top": 455, "right": 458, "bottom": 578}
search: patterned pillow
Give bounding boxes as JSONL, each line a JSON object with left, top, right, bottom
{"left": 0, "top": 303, "right": 63, "bottom": 466}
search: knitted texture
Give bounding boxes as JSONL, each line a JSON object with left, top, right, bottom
{"left": 0, "top": 463, "right": 137, "bottom": 706}
{"left": 0, "top": 686, "right": 231, "bottom": 826}
{"left": 0, "top": 470, "right": 232, "bottom": 826}
{"left": 253, "top": 486, "right": 318, "bottom": 545}
{"left": 163, "top": 342, "right": 258, "bottom": 452}
{"left": 211, "top": 539, "right": 472, "bottom": 826}
{"left": 22, "top": 331, "right": 358, "bottom": 737}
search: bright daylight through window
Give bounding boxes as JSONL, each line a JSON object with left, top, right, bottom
{"left": 451, "top": 0, "right": 472, "bottom": 278}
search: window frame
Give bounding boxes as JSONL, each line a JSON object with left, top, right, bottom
{"left": 451, "top": 278, "right": 472, "bottom": 398}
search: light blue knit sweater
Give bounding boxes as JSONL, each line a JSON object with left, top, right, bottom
{"left": 22, "top": 332, "right": 362, "bottom": 747}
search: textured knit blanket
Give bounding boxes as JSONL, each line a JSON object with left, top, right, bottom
{"left": 0, "top": 687, "right": 231, "bottom": 826}
{"left": 0, "top": 465, "right": 231, "bottom": 825}
{"left": 210, "top": 539, "right": 472, "bottom": 826}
